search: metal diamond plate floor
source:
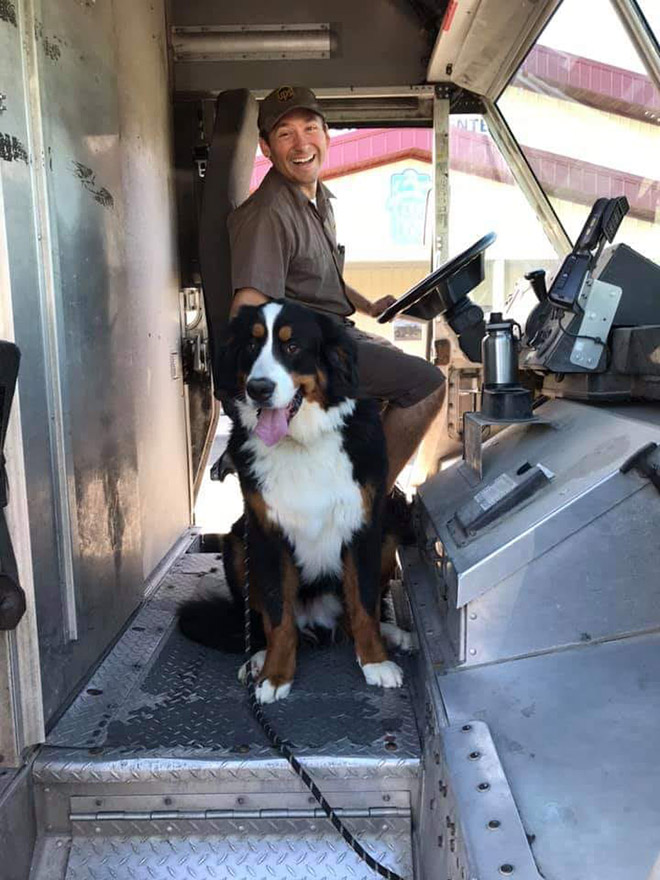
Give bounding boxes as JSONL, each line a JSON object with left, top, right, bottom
{"left": 63, "top": 816, "right": 413, "bottom": 880}
{"left": 44, "top": 552, "right": 421, "bottom": 766}
{"left": 33, "top": 551, "right": 420, "bottom": 880}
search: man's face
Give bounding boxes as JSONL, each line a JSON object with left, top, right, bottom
{"left": 260, "top": 110, "right": 330, "bottom": 193}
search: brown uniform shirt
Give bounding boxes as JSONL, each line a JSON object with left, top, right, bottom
{"left": 228, "top": 168, "right": 354, "bottom": 318}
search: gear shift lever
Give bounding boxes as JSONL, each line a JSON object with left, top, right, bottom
{"left": 525, "top": 269, "right": 547, "bottom": 302}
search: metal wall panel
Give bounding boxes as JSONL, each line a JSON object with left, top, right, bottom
{"left": 0, "top": 1, "right": 63, "bottom": 728}
{"left": 1, "top": 0, "right": 190, "bottom": 723}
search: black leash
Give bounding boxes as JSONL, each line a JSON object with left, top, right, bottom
{"left": 241, "top": 519, "right": 406, "bottom": 880}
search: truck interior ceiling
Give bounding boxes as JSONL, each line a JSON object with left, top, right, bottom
{"left": 1, "top": 1, "right": 659, "bottom": 879}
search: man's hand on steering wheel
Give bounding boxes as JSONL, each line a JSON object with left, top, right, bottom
{"left": 369, "top": 295, "right": 397, "bottom": 318}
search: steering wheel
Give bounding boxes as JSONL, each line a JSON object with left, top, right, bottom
{"left": 376, "top": 232, "right": 496, "bottom": 323}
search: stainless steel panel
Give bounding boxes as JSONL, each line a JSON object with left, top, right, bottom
{"left": 441, "top": 722, "right": 541, "bottom": 879}
{"left": 438, "top": 633, "right": 660, "bottom": 880}
{"left": 2, "top": 0, "right": 191, "bottom": 722}
{"left": 416, "top": 725, "right": 541, "bottom": 880}
{"left": 419, "top": 400, "right": 660, "bottom": 607}
{"left": 462, "top": 482, "right": 660, "bottom": 664}
{"left": 1, "top": 0, "right": 64, "bottom": 733}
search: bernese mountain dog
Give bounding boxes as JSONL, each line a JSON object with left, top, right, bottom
{"left": 179, "top": 301, "right": 412, "bottom": 704}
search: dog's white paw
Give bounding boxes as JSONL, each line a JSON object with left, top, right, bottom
{"left": 238, "top": 650, "right": 266, "bottom": 684}
{"left": 255, "top": 679, "right": 292, "bottom": 704}
{"left": 380, "top": 623, "right": 414, "bottom": 653}
{"left": 361, "top": 660, "right": 404, "bottom": 688}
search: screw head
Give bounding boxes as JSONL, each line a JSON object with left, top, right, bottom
{"left": 488, "top": 819, "right": 501, "bottom": 829}
{"left": 477, "top": 782, "right": 490, "bottom": 791}
{"left": 499, "top": 865, "right": 515, "bottom": 876}
{"left": 468, "top": 751, "right": 481, "bottom": 761}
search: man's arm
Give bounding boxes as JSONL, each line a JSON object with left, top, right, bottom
{"left": 344, "top": 284, "right": 397, "bottom": 319}
{"left": 229, "top": 287, "right": 270, "bottom": 319}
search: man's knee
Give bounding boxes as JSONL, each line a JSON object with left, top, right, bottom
{"left": 411, "top": 379, "right": 445, "bottom": 414}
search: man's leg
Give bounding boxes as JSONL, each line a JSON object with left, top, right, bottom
{"left": 347, "top": 326, "right": 446, "bottom": 491}
{"left": 382, "top": 385, "right": 445, "bottom": 491}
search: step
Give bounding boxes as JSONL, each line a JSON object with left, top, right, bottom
{"left": 29, "top": 552, "right": 421, "bottom": 879}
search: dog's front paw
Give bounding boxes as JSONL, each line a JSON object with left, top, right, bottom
{"left": 255, "top": 679, "right": 292, "bottom": 704}
{"left": 361, "top": 660, "right": 404, "bottom": 688}
{"left": 238, "top": 650, "right": 266, "bottom": 684}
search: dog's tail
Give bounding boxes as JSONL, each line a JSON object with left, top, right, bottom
{"left": 178, "top": 519, "right": 266, "bottom": 653}
{"left": 178, "top": 594, "right": 266, "bottom": 653}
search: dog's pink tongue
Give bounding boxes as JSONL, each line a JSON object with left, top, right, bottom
{"left": 255, "top": 407, "right": 289, "bottom": 446}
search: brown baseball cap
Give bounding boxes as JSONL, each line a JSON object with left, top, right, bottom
{"left": 258, "top": 86, "right": 326, "bottom": 137}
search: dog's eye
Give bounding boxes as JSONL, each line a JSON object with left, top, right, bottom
{"left": 285, "top": 341, "right": 300, "bottom": 355}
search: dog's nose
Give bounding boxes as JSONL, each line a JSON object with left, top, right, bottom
{"left": 246, "top": 377, "right": 276, "bottom": 404}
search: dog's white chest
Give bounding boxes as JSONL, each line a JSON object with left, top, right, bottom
{"left": 246, "top": 418, "right": 364, "bottom": 582}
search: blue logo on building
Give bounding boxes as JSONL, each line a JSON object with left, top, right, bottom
{"left": 388, "top": 168, "right": 432, "bottom": 246}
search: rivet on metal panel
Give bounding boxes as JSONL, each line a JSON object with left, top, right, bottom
{"left": 468, "top": 751, "right": 481, "bottom": 761}
{"left": 499, "top": 865, "right": 515, "bottom": 876}
{"left": 488, "top": 819, "right": 501, "bottom": 829}
{"left": 461, "top": 724, "right": 472, "bottom": 732}
{"left": 469, "top": 648, "right": 477, "bottom": 655}
{"left": 477, "top": 782, "right": 490, "bottom": 791}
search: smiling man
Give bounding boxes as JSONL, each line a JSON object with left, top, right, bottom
{"left": 227, "top": 85, "right": 445, "bottom": 490}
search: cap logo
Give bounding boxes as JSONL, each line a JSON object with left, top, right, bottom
{"left": 276, "top": 86, "right": 295, "bottom": 102}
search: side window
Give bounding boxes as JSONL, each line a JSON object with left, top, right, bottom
{"left": 497, "top": 0, "right": 660, "bottom": 263}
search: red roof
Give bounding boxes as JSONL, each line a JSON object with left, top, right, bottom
{"left": 251, "top": 127, "right": 659, "bottom": 221}
{"left": 249, "top": 46, "right": 660, "bottom": 222}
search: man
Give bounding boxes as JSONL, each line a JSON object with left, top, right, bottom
{"left": 228, "top": 85, "right": 445, "bottom": 490}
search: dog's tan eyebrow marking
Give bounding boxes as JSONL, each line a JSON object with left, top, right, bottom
{"left": 278, "top": 325, "right": 293, "bottom": 342}
{"left": 252, "top": 323, "right": 266, "bottom": 338}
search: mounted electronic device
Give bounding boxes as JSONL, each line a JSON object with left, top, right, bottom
{"left": 519, "top": 195, "right": 660, "bottom": 401}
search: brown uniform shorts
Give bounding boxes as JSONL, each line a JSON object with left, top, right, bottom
{"left": 345, "top": 326, "right": 445, "bottom": 409}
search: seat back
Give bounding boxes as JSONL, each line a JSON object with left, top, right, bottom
{"left": 198, "top": 89, "right": 258, "bottom": 395}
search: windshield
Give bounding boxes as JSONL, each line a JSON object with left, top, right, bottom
{"left": 497, "top": 0, "right": 660, "bottom": 263}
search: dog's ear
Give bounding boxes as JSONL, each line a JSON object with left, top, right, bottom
{"left": 213, "top": 330, "right": 240, "bottom": 398}
{"left": 316, "top": 314, "right": 359, "bottom": 402}
{"left": 213, "top": 306, "right": 258, "bottom": 398}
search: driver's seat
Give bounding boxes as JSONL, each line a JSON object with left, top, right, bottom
{"left": 198, "top": 89, "right": 259, "bottom": 396}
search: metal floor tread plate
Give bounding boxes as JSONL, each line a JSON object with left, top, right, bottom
{"left": 37, "top": 551, "right": 421, "bottom": 779}
{"left": 30, "top": 815, "right": 414, "bottom": 880}
{"left": 29, "top": 551, "right": 420, "bottom": 880}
